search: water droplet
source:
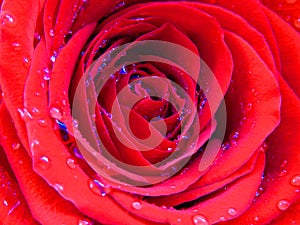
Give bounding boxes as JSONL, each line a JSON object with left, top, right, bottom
{"left": 99, "top": 39, "right": 108, "bottom": 48}
{"left": 254, "top": 216, "right": 259, "bottom": 222}
{"left": 88, "top": 179, "right": 111, "bottom": 197}
{"left": 114, "top": 1, "right": 125, "bottom": 11}
{"left": 286, "top": 0, "right": 297, "bottom": 4}
{"left": 49, "top": 106, "right": 62, "bottom": 120}
{"left": 279, "top": 169, "right": 287, "bottom": 177}
{"left": 34, "top": 33, "right": 41, "bottom": 41}
{"left": 50, "top": 55, "right": 56, "bottom": 63}
{"left": 230, "top": 131, "right": 239, "bottom": 139}
{"left": 54, "top": 183, "right": 64, "bottom": 192}
{"left": 120, "top": 66, "right": 127, "bottom": 75}
{"left": 277, "top": 199, "right": 290, "bottom": 211}
{"left": 31, "top": 107, "right": 40, "bottom": 115}
{"left": 107, "top": 113, "right": 112, "bottom": 119}
{"left": 227, "top": 208, "right": 237, "bottom": 216}
{"left": 12, "top": 42, "right": 22, "bottom": 51}
{"left": 280, "top": 160, "right": 288, "bottom": 168}
{"left": 23, "top": 57, "right": 31, "bottom": 68}
{"left": 192, "top": 215, "right": 209, "bottom": 225}
{"left": 294, "top": 17, "right": 300, "bottom": 29}
{"left": 78, "top": 218, "right": 93, "bottom": 225}
{"left": 49, "top": 29, "right": 55, "bottom": 37}
{"left": 38, "top": 156, "right": 50, "bottom": 170}
{"left": 222, "top": 142, "right": 231, "bottom": 150}
{"left": 230, "top": 131, "right": 239, "bottom": 145}
{"left": 72, "top": 119, "right": 79, "bottom": 128}
{"left": 219, "top": 216, "right": 226, "bottom": 222}
{"left": 0, "top": 11, "right": 16, "bottom": 27}
{"left": 170, "top": 185, "right": 176, "bottom": 189}
{"left": 73, "top": 147, "right": 83, "bottom": 159}
{"left": 42, "top": 68, "right": 51, "bottom": 80}
{"left": 38, "top": 119, "right": 47, "bottom": 127}
{"left": 66, "top": 157, "right": 77, "bottom": 169}
{"left": 132, "top": 201, "right": 142, "bottom": 210}
{"left": 12, "top": 143, "right": 20, "bottom": 150}
{"left": 291, "top": 175, "right": 300, "bottom": 187}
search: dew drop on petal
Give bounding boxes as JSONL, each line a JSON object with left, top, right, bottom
{"left": 12, "top": 143, "right": 20, "bottom": 150}
{"left": 50, "top": 55, "right": 56, "bottom": 63}
{"left": 88, "top": 179, "right": 111, "bottom": 197}
{"left": 219, "top": 216, "right": 226, "bottom": 222}
{"left": 54, "top": 183, "right": 64, "bottom": 192}
{"left": 132, "top": 201, "right": 142, "bottom": 210}
{"left": 294, "top": 17, "right": 300, "bottom": 29}
{"left": 291, "top": 175, "right": 300, "bottom": 187}
{"left": 23, "top": 57, "right": 31, "bottom": 68}
{"left": 49, "top": 29, "right": 55, "bottom": 37}
{"left": 31, "top": 107, "right": 40, "bottom": 115}
{"left": 38, "top": 156, "right": 50, "bottom": 170}
{"left": 227, "top": 208, "right": 237, "bottom": 216}
{"left": 279, "top": 169, "right": 288, "bottom": 177}
{"left": 30, "top": 139, "right": 40, "bottom": 150}
{"left": 42, "top": 68, "right": 51, "bottom": 80}
{"left": 222, "top": 142, "right": 231, "bottom": 150}
{"left": 0, "top": 11, "right": 16, "bottom": 27}
{"left": 12, "top": 42, "right": 22, "bottom": 51}
{"left": 38, "top": 119, "right": 47, "bottom": 127}
{"left": 73, "top": 119, "right": 79, "bottom": 128}
{"left": 254, "top": 216, "right": 259, "bottom": 222}
{"left": 66, "top": 157, "right": 77, "bottom": 169}
{"left": 73, "top": 147, "right": 83, "bottom": 159}
{"left": 277, "top": 199, "right": 290, "bottom": 211}
{"left": 170, "top": 185, "right": 176, "bottom": 189}
{"left": 49, "top": 106, "right": 62, "bottom": 120}
{"left": 192, "top": 215, "right": 209, "bottom": 225}
{"left": 34, "top": 33, "right": 41, "bottom": 41}
{"left": 78, "top": 218, "right": 93, "bottom": 225}
{"left": 280, "top": 160, "right": 288, "bottom": 168}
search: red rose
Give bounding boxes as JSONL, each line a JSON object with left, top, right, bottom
{"left": 0, "top": 0, "right": 299, "bottom": 224}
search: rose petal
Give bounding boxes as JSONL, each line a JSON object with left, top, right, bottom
{"left": 270, "top": 200, "right": 300, "bottom": 224}
{"left": 264, "top": 7, "right": 300, "bottom": 98}
{"left": 219, "top": 77, "right": 300, "bottom": 225}
{"left": 23, "top": 26, "right": 160, "bottom": 225}
{"left": 0, "top": 103, "right": 86, "bottom": 224}
{"left": 0, "top": 152, "right": 38, "bottom": 224}
{"left": 0, "top": 0, "right": 44, "bottom": 152}
{"left": 146, "top": 150, "right": 260, "bottom": 206}
{"left": 110, "top": 150, "right": 265, "bottom": 224}
{"left": 198, "top": 30, "right": 280, "bottom": 186}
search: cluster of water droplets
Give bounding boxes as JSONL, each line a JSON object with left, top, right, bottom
{"left": 72, "top": 0, "right": 89, "bottom": 22}
{"left": 276, "top": 0, "right": 300, "bottom": 30}
{"left": 0, "top": 11, "right": 17, "bottom": 27}
{"left": 0, "top": 167, "right": 21, "bottom": 216}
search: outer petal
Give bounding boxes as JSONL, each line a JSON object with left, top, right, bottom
{"left": 0, "top": 103, "right": 86, "bottom": 225}
{"left": 263, "top": 7, "right": 300, "bottom": 98}
{"left": 0, "top": 0, "right": 45, "bottom": 152}
{"left": 219, "top": 77, "right": 300, "bottom": 225}
{"left": 0, "top": 157, "right": 38, "bottom": 224}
